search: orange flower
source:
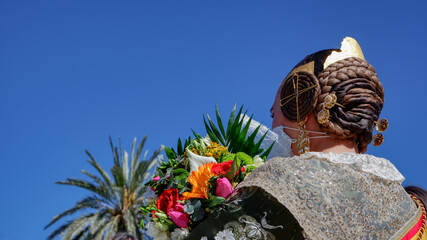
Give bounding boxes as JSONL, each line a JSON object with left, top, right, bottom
{"left": 181, "top": 162, "right": 215, "bottom": 200}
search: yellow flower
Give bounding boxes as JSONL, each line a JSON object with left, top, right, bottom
{"left": 181, "top": 162, "right": 215, "bottom": 200}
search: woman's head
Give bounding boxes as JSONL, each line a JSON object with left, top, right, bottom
{"left": 272, "top": 37, "right": 384, "bottom": 153}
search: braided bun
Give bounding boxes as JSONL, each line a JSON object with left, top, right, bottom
{"left": 314, "top": 57, "right": 384, "bottom": 153}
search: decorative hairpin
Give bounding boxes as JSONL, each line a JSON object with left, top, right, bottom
{"left": 296, "top": 121, "right": 310, "bottom": 154}
{"left": 280, "top": 74, "right": 317, "bottom": 107}
{"left": 317, "top": 93, "right": 344, "bottom": 124}
{"left": 372, "top": 118, "right": 388, "bottom": 147}
{"left": 280, "top": 73, "right": 316, "bottom": 154}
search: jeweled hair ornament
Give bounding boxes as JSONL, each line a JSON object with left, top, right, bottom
{"left": 372, "top": 118, "right": 388, "bottom": 147}
{"left": 317, "top": 93, "right": 345, "bottom": 125}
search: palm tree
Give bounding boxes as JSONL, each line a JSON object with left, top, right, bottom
{"left": 45, "top": 136, "right": 161, "bottom": 240}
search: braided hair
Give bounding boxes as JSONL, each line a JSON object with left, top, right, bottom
{"left": 280, "top": 45, "right": 384, "bottom": 153}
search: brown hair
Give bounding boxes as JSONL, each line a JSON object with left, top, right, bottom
{"left": 405, "top": 186, "right": 427, "bottom": 208}
{"left": 280, "top": 51, "right": 384, "bottom": 153}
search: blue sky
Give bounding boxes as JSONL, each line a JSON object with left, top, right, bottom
{"left": 1, "top": 1, "right": 426, "bottom": 239}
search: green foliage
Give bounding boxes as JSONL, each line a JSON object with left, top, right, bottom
{"left": 147, "top": 151, "right": 190, "bottom": 195}
{"left": 219, "top": 153, "right": 235, "bottom": 163}
{"left": 45, "top": 136, "right": 160, "bottom": 240}
{"left": 235, "top": 152, "right": 253, "bottom": 166}
{"left": 184, "top": 200, "right": 205, "bottom": 222}
{"left": 204, "top": 105, "right": 274, "bottom": 158}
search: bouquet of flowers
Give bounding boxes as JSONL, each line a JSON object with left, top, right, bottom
{"left": 140, "top": 106, "right": 274, "bottom": 240}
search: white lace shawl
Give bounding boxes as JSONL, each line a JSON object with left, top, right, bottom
{"left": 236, "top": 152, "right": 417, "bottom": 240}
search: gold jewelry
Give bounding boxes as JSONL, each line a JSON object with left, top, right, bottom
{"left": 317, "top": 109, "right": 330, "bottom": 124}
{"left": 317, "top": 93, "right": 344, "bottom": 125}
{"left": 280, "top": 73, "right": 319, "bottom": 154}
{"left": 372, "top": 118, "right": 388, "bottom": 147}
{"left": 296, "top": 121, "right": 310, "bottom": 154}
{"left": 279, "top": 74, "right": 317, "bottom": 107}
{"left": 375, "top": 118, "right": 389, "bottom": 132}
{"left": 372, "top": 133, "right": 384, "bottom": 147}
{"left": 324, "top": 93, "right": 337, "bottom": 109}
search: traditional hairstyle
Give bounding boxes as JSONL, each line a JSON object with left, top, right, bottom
{"left": 280, "top": 37, "right": 384, "bottom": 153}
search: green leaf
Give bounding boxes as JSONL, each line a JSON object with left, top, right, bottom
{"left": 260, "top": 141, "right": 275, "bottom": 159}
{"left": 215, "top": 105, "right": 226, "bottom": 137}
{"left": 177, "top": 138, "right": 183, "bottom": 155}
{"left": 244, "top": 124, "right": 261, "bottom": 155}
{"left": 189, "top": 200, "right": 205, "bottom": 222}
{"left": 191, "top": 129, "right": 202, "bottom": 140}
{"left": 163, "top": 146, "right": 177, "bottom": 160}
{"left": 224, "top": 155, "right": 238, "bottom": 182}
{"left": 204, "top": 196, "right": 225, "bottom": 208}
{"left": 226, "top": 104, "right": 237, "bottom": 139}
{"left": 203, "top": 116, "right": 219, "bottom": 143}
{"left": 171, "top": 168, "right": 189, "bottom": 175}
{"left": 234, "top": 114, "right": 252, "bottom": 152}
{"left": 206, "top": 113, "right": 225, "bottom": 145}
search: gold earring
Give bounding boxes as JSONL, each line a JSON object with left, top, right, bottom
{"left": 375, "top": 118, "right": 389, "bottom": 132}
{"left": 296, "top": 121, "right": 310, "bottom": 154}
{"left": 372, "top": 118, "right": 388, "bottom": 147}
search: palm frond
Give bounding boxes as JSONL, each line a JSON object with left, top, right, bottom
{"left": 130, "top": 136, "right": 148, "bottom": 182}
{"left": 85, "top": 150, "right": 113, "bottom": 189}
{"left": 124, "top": 209, "right": 137, "bottom": 236}
{"left": 46, "top": 137, "right": 156, "bottom": 240}
{"left": 56, "top": 178, "right": 111, "bottom": 200}
{"left": 122, "top": 151, "right": 129, "bottom": 187}
{"left": 62, "top": 213, "right": 94, "bottom": 240}
{"left": 103, "top": 215, "right": 120, "bottom": 240}
{"left": 46, "top": 221, "right": 73, "bottom": 240}
{"left": 79, "top": 170, "right": 118, "bottom": 207}
{"left": 88, "top": 209, "right": 110, "bottom": 235}
{"left": 44, "top": 196, "right": 100, "bottom": 230}
{"left": 72, "top": 226, "right": 89, "bottom": 240}
{"left": 109, "top": 136, "right": 120, "bottom": 167}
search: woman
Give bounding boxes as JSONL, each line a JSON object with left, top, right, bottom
{"left": 187, "top": 37, "right": 425, "bottom": 240}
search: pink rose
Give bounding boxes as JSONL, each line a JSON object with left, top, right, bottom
{"left": 216, "top": 177, "right": 233, "bottom": 199}
{"left": 152, "top": 176, "right": 160, "bottom": 181}
{"left": 168, "top": 204, "right": 190, "bottom": 228}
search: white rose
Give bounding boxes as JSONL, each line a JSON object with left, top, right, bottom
{"left": 146, "top": 222, "right": 160, "bottom": 238}
{"left": 253, "top": 155, "right": 264, "bottom": 167}
{"left": 171, "top": 228, "right": 189, "bottom": 240}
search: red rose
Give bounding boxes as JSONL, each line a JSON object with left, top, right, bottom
{"left": 211, "top": 160, "right": 245, "bottom": 176}
{"left": 156, "top": 188, "right": 179, "bottom": 213}
{"left": 211, "top": 161, "right": 233, "bottom": 175}
{"left": 155, "top": 188, "right": 190, "bottom": 227}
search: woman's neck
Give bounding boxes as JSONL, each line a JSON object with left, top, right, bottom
{"left": 310, "top": 137, "right": 359, "bottom": 154}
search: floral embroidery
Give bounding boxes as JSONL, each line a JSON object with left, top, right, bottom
{"left": 214, "top": 229, "right": 235, "bottom": 240}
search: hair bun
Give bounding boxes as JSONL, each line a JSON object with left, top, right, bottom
{"left": 280, "top": 71, "right": 320, "bottom": 122}
{"left": 315, "top": 57, "right": 384, "bottom": 153}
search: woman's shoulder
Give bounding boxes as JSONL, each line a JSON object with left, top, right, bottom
{"left": 237, "top": 152, "right": 417, "bottom": 240}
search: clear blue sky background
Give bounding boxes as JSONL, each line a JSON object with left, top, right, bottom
{"left": 1, "top": 1, "right": 426, "bottom": 239}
